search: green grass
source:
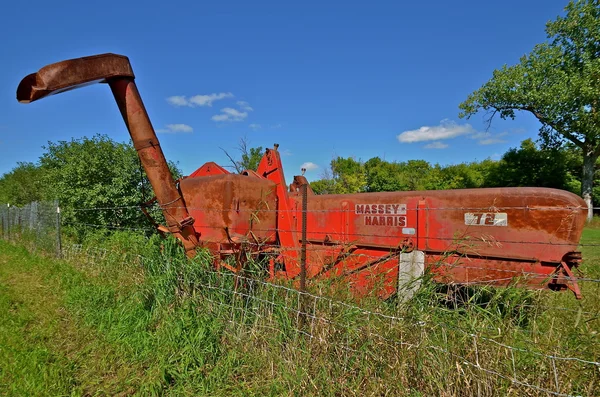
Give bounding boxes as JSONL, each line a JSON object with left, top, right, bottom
{"left": 1, "top": 227, "right": 599, "bottom": 396}
{"left": 0, "top": 243, "right": 143, "bottom": 396}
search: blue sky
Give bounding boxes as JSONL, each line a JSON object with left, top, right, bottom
{"left": 0, "top": 0, "right": 570, "bottom": 181}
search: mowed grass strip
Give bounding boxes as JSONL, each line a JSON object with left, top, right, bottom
{"left": 0, "top": 242, "right": 140, "bottom": 396}
{"left": 0, "top": 237, "right": 290, "bottom": 396}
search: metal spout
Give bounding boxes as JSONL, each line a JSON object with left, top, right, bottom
{"left": 17, "top": 53, "right": 199, "bottom": 255}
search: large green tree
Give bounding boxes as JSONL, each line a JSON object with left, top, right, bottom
{"left": 459, "top": 0, "right": 600, "bottom": 220}
{"left": 559, "top": 142, "right": 600, "bottom": 204}
{"left": 429, "top": 160, "right": 497, "bottom": 191}
{"left": 311, "top": 156, "right": 496, "bottom": 194}
{"left": 310, "top": 157, "right": 366, "bottom": 194}
{"left": 0, "top": 162, "right": 46, "bottom": 206}
{"left": 364, "top": 158, "right": 433, "bottom": 192}
{"left": 484, "top": 138, "right": 576, "bottom": 190}
{"left": 40, "top": 134, "right": 181, "bottom": 230}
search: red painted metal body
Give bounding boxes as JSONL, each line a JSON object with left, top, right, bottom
{"left": 17, "top": 53, "right": 588, "bottom": 299}
{"left": 184, "top": 147, "right": 587, "bottom": 298}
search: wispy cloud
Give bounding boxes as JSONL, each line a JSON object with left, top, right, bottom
{"left": 156, "top": 124, "right": 193, "bottom": 133}
{"left": 424, "top": 141, "right": 449, "bottom": 149}
{"left": 237, "top": 101, "right": 253, "bottom": 111}
{"left": 167, "top": 92, "right": 233, "bottom": 107}
{"left": 168, "top": 94, "right": 258, "bottom": 123}
{"left": 248, "top": 123, "right": 282, "bottom": 131}
{"left": 190, "top": 93, "right": 233, "bottom": 107}
{"left": 469, "top": 131, "right": 508, "bottom": 145}
{"left": 397, "top": 119, "right": 474, "bottom": 143}
{"left": 300, "top": 162, "right": 319, "bottom": 171}
{"left": 479, "top": 138, "right": 507, "bottom": 145}
{"left": 469, "top": 132, "right": 489, "bottom": 140}
{"left": 166, "top": 96, "right": 188, "bottom": 106}
{"left": 398, "top": 119, "right": 508, "bottom": 146}
{"left": 212, "top": 108, "right": 248, "bottom": 122}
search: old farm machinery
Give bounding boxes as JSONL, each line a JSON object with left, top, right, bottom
{"left": 17, "top": 54, "right": 588, "bottom": 299}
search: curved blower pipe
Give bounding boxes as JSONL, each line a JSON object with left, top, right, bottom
{"left": 17, "top": 53, "right": 199, "bottom": 255}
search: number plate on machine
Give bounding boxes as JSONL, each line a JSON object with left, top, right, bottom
{"left": 464, "top": 212, "right": 508, "bottom": 226}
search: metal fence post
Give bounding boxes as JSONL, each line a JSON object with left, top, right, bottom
{"left": 17, "top": 206, "right": 21, "bottom": 239}
{"left": 7, "top": 204, "right": 11, "bottom": 241}
{"left": 55, "top": 200, "right": 62, "bottom": 258}
{"left": 300, "top": 183, "right": 307, "bottom": 293}
{"left": 0, "top": 204, "right": 4, "bottom": 240}
{"left": 299, "top": 183, "right": 308, "bottom": 328}
{"left": 33, "top": 201, "right": 40, "bottom": 244}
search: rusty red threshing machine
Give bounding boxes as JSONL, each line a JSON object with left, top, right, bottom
{"left": 17, "top": 54, "right": 588, "bottom": 299}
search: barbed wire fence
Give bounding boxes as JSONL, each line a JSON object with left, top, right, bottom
{"left": 1, "top": 201, "right": 599, "bottom": 396}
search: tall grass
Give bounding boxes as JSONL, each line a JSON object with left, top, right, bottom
{"left": 1, "top": 227, "right": 599, "bottom": 396}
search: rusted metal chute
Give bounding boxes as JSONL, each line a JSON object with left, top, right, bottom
{"left": 17, "top": 54, "right": 200, "bottom": 255}
{"left": 17, "top": 53, "right": 588, "bottom": 300}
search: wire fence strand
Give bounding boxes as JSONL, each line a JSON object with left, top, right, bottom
{"left": 2, "top": 200, "right": 599, "bottom": 396}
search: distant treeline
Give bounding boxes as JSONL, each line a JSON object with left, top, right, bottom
{"left": 310, "top": 139, "right": 599, "bottom": 206}
{"left": 1, "top": 135, "right": 598, "bottom": 231}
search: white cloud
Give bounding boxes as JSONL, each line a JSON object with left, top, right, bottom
{"left": 397, "top": 119, "right": 474, "bottom": 143}
{"left": 156, "top": 123, "right": 193, "bottom": 133}
{"left": 211, "top": 114, "right": 230, "bottom": 122}
{"left": 212, "top": 107, "right": 248, "bottom": 122}
{"left": 237, "top": 101, "right": 253, "bottom": 111}
{"left": 166, "top": 96, "right": 189, "bottom": 107}
{"left": 189, "top": 93, "right": 233, "bottom": 107}
{"left": 424, "top": 141, "right": 449, "bottom": 149}
{"left": 478, "top": 138, "right": 507, "bottom": 145}
{"left": 469, "top": 132, "right": 490, "bottom": 140}
{"left": 271, "top": 123, "right": 282, "bottom": 129}
{"left": 300, "top": 162, "right": 319, "bottom": 171}
{"left": 167, "top": 92, "right": 233, "bottom": 107}
{"left": 469, "top": 131, "right": 508, "bottom": 145}
{"left": 398, "top": 119, "right": 509, "bottom": 146}
{"left": 249, "top": 123, "right": 262, "bottom": 131}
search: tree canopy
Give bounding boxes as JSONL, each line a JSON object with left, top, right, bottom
{"left": 310, "top": 140, "right": 592, "bottom": 203}
{"left": 459, "top": 0, "right": 600, "bottom": 220}
{"left": 485, "top": 138, "right": 577, "bottom": 190}
{"left": 0, "top": 134, "right": 181, "bottom": 232}
{"left": 1, "top": 136, "right": 596, "bottom": 234}
{"left": 0, "top": 162, "right": 46, "bottom": 206}
{"left": 221, "top": 137, "right": 264, "bottom": 173}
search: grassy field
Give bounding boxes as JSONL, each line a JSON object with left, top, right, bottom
{"left": 0, "top": 227, "right": 599, "bottom": 396}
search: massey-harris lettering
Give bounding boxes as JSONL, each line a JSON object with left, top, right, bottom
{"left": 355, "top": 203, "right": 408, "bottom": 227}
{"left": 365, "top": 215, "right": 407, "bottom": 227}
{"left": 355, "top": 203, "right": 406, "bottom": 215}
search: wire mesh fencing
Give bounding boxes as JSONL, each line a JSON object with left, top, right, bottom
{"left": 0, "top": 201, "right": 61, "bottom": 255}
{"left": 2, "top": 201, "right": 600, "bottom": 395}
{"left": 57, "top": 240, "right": 600, "bottom": 397}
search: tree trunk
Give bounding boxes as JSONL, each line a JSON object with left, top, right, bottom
{"left": 581, "top": 148, "right": 598, "bottom": 222}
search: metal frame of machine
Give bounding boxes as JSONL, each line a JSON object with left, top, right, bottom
{"left": 17, "top": 53, "right": 588, "bottom": 299}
